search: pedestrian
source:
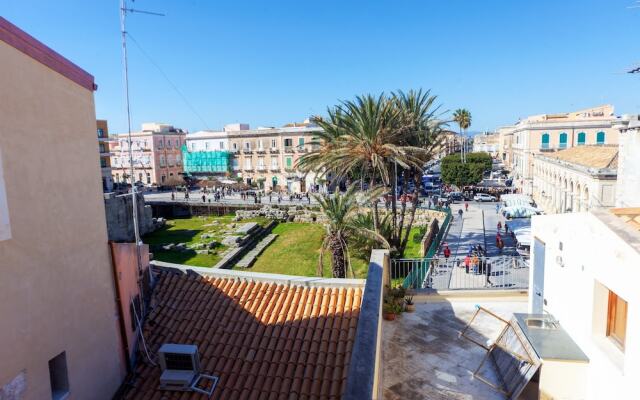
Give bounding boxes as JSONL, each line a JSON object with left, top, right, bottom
{"left": 171, "top": 192, "right": 175, "bottom": 201}
{"left": 465, "top": 202, "right": 469, "bottom": 211}
{"left": 497, "top": 221, "right": 502, "bottom": 231}
{"left": 201, "top": 194, "right": 205, "bottom": 203}
{"left": 497, "top": 239, "right": 504, "bottom": 253}
{"left": 443, "top": 244, "right": 451, "bottom": 260}
{"left": 496, "top": 233, "right": 501, "bottom": 246}
{"left": 472, "top": 254, "right": 479, "bottom": 274}
{"left": 464, "top": 255, "right": 471, "bottom": 274}
{"left": 504, "top": 224, "right": 508, "bottom": 234}
{"left": 485, "top": 261, "right": 493, "bottom": 286}
{"left": 458, "top": 208, "right": 463, "bottom": 219}
{"left": 495, "top": 203, "right": 500, "bottom": 214}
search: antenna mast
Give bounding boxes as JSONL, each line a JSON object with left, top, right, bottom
{"left": 119, "top": 0, "right": 164, "bottom": 288}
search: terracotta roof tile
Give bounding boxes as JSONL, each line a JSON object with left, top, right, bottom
{"left": 122, "top": 271, "right": 363, "bottom": 400}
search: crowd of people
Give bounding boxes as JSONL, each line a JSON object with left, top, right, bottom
{"left": 170, "top": 186, "right": 312, "bottom": 205}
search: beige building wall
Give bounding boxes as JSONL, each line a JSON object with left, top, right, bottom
{"left": 0, "top": 26, "right": 123, "bottom": 400}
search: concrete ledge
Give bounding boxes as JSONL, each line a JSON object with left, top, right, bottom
{"left": 150, "top": 260, "right": 365, "bottom": 288}
{"left": 343, "top": 249, "right": 388, "bottom": 400}
{"left": 412, "top": 288, "right": 528, "bottom": 302}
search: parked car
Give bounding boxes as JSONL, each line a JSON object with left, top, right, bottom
{"left": 474, "top": 193, "right": 497, "bottom": 202}
{"left": 448, "top": 192, "right": 463, "bottom": 201}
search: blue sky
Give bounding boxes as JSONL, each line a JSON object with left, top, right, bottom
{"left": 4, "top": 0, "right": 640, "bottom": 133}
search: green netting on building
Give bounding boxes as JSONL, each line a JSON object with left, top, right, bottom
{"left": 182, "top": 145, "right": 231, "bottom": 174}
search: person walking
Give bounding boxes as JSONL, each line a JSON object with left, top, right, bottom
{"left": 495, "top": 203, "right": 500, "bottom": 214}
{"left": 443, "top": 244, "right": 451, "bottom": 260}
{"left": 458, "top": 208, "right": 463, "bottom": 220}
{"left": 497, "top": 221, "right": 502, "bottom": 231}
{"left": 497, "top": 238, "right": 504, "bottom": 253}
{"left": 464, "top": 255, "right": 471, "bottom": 274}
{"left": 472, "top": 254, "right": 479, "bottom": 274}
{"left": 464, "top": 202, "right": 469, "bottom": 212}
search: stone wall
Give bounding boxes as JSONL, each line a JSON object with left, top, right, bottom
{"left": 104, "top": 192, "right": 157, "bottom": 242}
{"left": 235, "top": 205, "right": 329, "bottom": 224}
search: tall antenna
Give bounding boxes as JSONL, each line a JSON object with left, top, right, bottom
{"left": 119, "top": 0, "right": 164, "bottom": 289}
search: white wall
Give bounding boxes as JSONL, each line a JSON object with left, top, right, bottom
{"left": 615, "top": 124, "right": 640, "bottom": 207}
{"left": 186, "top": 136, "right": 229, "bottom": 151}
{"left": 530, "top": 211, "right": 640, "bottom": 400}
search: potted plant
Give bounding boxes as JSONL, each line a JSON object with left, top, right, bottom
{"left": 383, "top": 301, "right": 396, "bottom": 321}
{"left": 405, "top": 296, "right": 415, "bottom": 312}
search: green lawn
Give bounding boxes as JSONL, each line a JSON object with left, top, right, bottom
{"left": 246, "top": 223, "right": 369, "bottom": 278}
{"left": 143, "top": 215, "right": 269, "bottom": 267}
{"left": 403, "top": 226, "right": 427, "bottom": 258}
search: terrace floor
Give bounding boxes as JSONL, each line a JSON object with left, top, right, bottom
{"left": 382, "top": 297, "right": 529, "bottom": 400}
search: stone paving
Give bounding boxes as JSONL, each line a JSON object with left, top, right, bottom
{"left": 382, "top": 299, "right": 529, "bottom": 400}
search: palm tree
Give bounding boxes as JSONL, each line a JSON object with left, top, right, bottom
{"left": 298, "top": 94, "right": 429, "bottom": 233}
{"left": 452, "top": 108, "right": 472, "bottom": 162}
{"left": 315, "top": 184, "right": 388, "bottom": 278}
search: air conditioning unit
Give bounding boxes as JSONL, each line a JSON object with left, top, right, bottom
{"left": 158, "top": 344, "right": 218, "bottom": 397}
{"left": 158, "top": 344, "right": 200, "bottom": 390}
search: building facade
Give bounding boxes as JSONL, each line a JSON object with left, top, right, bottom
{"left": 97, "top": 119, "right": 114, "bottom": 192}
{"left": 529, "top": 209, "right": 640, "bottom": 400}
{"left": 111, "top": 123, "right": 186, "bottom": 186}
{"left": 472, "top": 132, "right": 500, "bottom": 156}
{"left": 500, "top": 105, "right": 619, "bottom": 195}
{"left": 184, "top": 122, "right": 324, "bottom": 192}
{"left": 532, "top": 146, "right": 618, "bottom": 213}
{"left": 0, "top": 17, "right": 123, "bottom": 399}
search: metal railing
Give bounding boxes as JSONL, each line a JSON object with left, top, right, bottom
{"left": 399, "top": 208, "right": 452, "bottom": 288}
{"left": 391, "top": 255, "right": 529, "bottom": 291}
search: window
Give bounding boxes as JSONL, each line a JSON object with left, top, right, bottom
{"left": 48, "top": 352, "right": 69, "bottom": 400}
{"left": 160, "top": 155, "right": 166, "bottom": 167}
{"left": 233, "top": 142, "right": 238, "bottom": 150}
{"left": 176, "top": 154, "right": 181, "bottom": 165}
{"left": 115, "top": 173, "right": 120, "bottom": 182}
{"left": 175, "top": 139, "right": 180, "bottom": 148}
{"left": 167, "top": 139, "right": 172, "bottom": 147}
{"left": 99, "top": 143, "right": 106, "bottom": 153}
{"left": 541, "top": 133, "right": 550, "bottom": 149}
{"left": 258, "top": 140, "right": 263, "bottom": 150}
{"left": 100, "top": 158, "right": 107, "bottom": 168}
{"left": 607, "top": 291, "right": 628, "bottom": 350}
{"left": 284, "top": 138, "right": 293, "bottom": 147}
{"left": 232, "top": 159, "right": 239, "bottom": 169}
{"left": 271, "top": 139, "right": 277, "bottom": 148}
{"left": 244, "top": 142, "right": 251, "bottom": 150}
{"left": 146, "top": 173, "right": 151, "bottom": 184}
{"left": 577, "top": 132, "right": 586, "bottom": 146}
{"left": 97, "top": 128, "right": 105, "bottom": 138}
{"left": 219, "top": 141, "right": 224, "bottom": 150}
{"left": 286, "top": 157, "right": 292, "bottom": 168}
{"left": 271, "top": 157, "right": 278, "bottom": 168}
{"left": 559, "top": 133, "right": 568, "bottom": 149}
{"left": 170, "top": 172, "right": 174, "bottom": 177}
{"left": 298, "top": 137, "right": 304, "bottom": 146}
{"left": 244, "top": 158, "right": 252, "bottom": 169}
{"left": 138, "top": 173, "right": 143, "bottom": 182}
{"left": 597, "top": 131, "right": 606, "bottom": 145}
{"left": 258, "top": 157, "right": 265, "bottom": 168}
{"left": 158, "top": 139, "right": 164, "bottom": 149}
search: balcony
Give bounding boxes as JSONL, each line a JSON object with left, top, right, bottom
{"left": 256, "top": 148, "right": 266, "bottom": 154}
{"left": 296, "top": 146, "right": 308, "bottom": 153}
{"left": 270, "top": 166, "right": 280, "bottom": 172}
{"left": 257, "top": 165, "right": 266, "bottom": 171}
{"left": 242, "top": 148, "right": 253, "bottom": 154}
{"left": 284, "top": 147, "right": 295, "bottom": 154}
{"left": 269, "top": 147, "right": 280, "bottom": 153}
{"left": 243, "top": 167, "right": 254, "bottom": 172}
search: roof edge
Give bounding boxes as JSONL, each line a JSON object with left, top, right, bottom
{"left": 151, "top": 260, "right": 366, "bottom": 288}
{"left": 0, "top": 17, "right": 96, "bottom": 91}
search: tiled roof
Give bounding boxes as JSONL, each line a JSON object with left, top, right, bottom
{"left": 122, "top": 271, "right": 363, "bottom": 400}
{"left": 541, "top": 145, "right": 618, "bottom": 169}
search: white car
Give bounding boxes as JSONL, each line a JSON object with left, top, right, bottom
{"left": 474, "top": 193, "right": 496, "bottom": 202}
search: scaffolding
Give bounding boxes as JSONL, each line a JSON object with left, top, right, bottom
{"left": 182, "top": 145, "right": 231, "bottom": 174}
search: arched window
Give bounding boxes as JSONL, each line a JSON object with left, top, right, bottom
{"left": 596, "top": 131, "right": 605, "bottom": 145}
{"left": 559, "top": 132, "right": 568, "bottom": 149}
{"left": 541, "top": 133, "right": 550, "bottom": 149}
{"left": 577, "top": 132, "right": 586, "bottom": 145}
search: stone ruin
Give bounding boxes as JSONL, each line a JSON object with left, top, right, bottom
{"left": 234, "top": 205, "right": 327, "bottom": 224}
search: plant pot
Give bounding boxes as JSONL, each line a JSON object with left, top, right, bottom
{"left": 405, "top": 304, "right": 416, "bottom": 312}
{"left": 383, "top": 312, "right": 396, "bottom": 321}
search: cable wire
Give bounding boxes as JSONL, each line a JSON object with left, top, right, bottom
{"left": 126, "top": 32, "right": 211, "bottom": 130}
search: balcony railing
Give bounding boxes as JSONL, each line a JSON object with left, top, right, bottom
{"left": 257, "top": 165, "right": 266, "bottom": 171}
{"left": 256, "top": 148, "right": 266, "bottom": 154}
{"left": 270, "top": 147, "right": 280, "bottom": 153}
{"left": 270, "top": 166, "right": 280, "bottom": 171}
{"left": 242, "top": 148, "right": 253, "bottom": 154}
{"left": 390, "top": 255, "right": 529, "bottom": 290}
{"left": 284, "top": 147, "right": 295, "bottom": 153}
{"left": 243, "top": 167, "right": 254, "bottom": 172}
